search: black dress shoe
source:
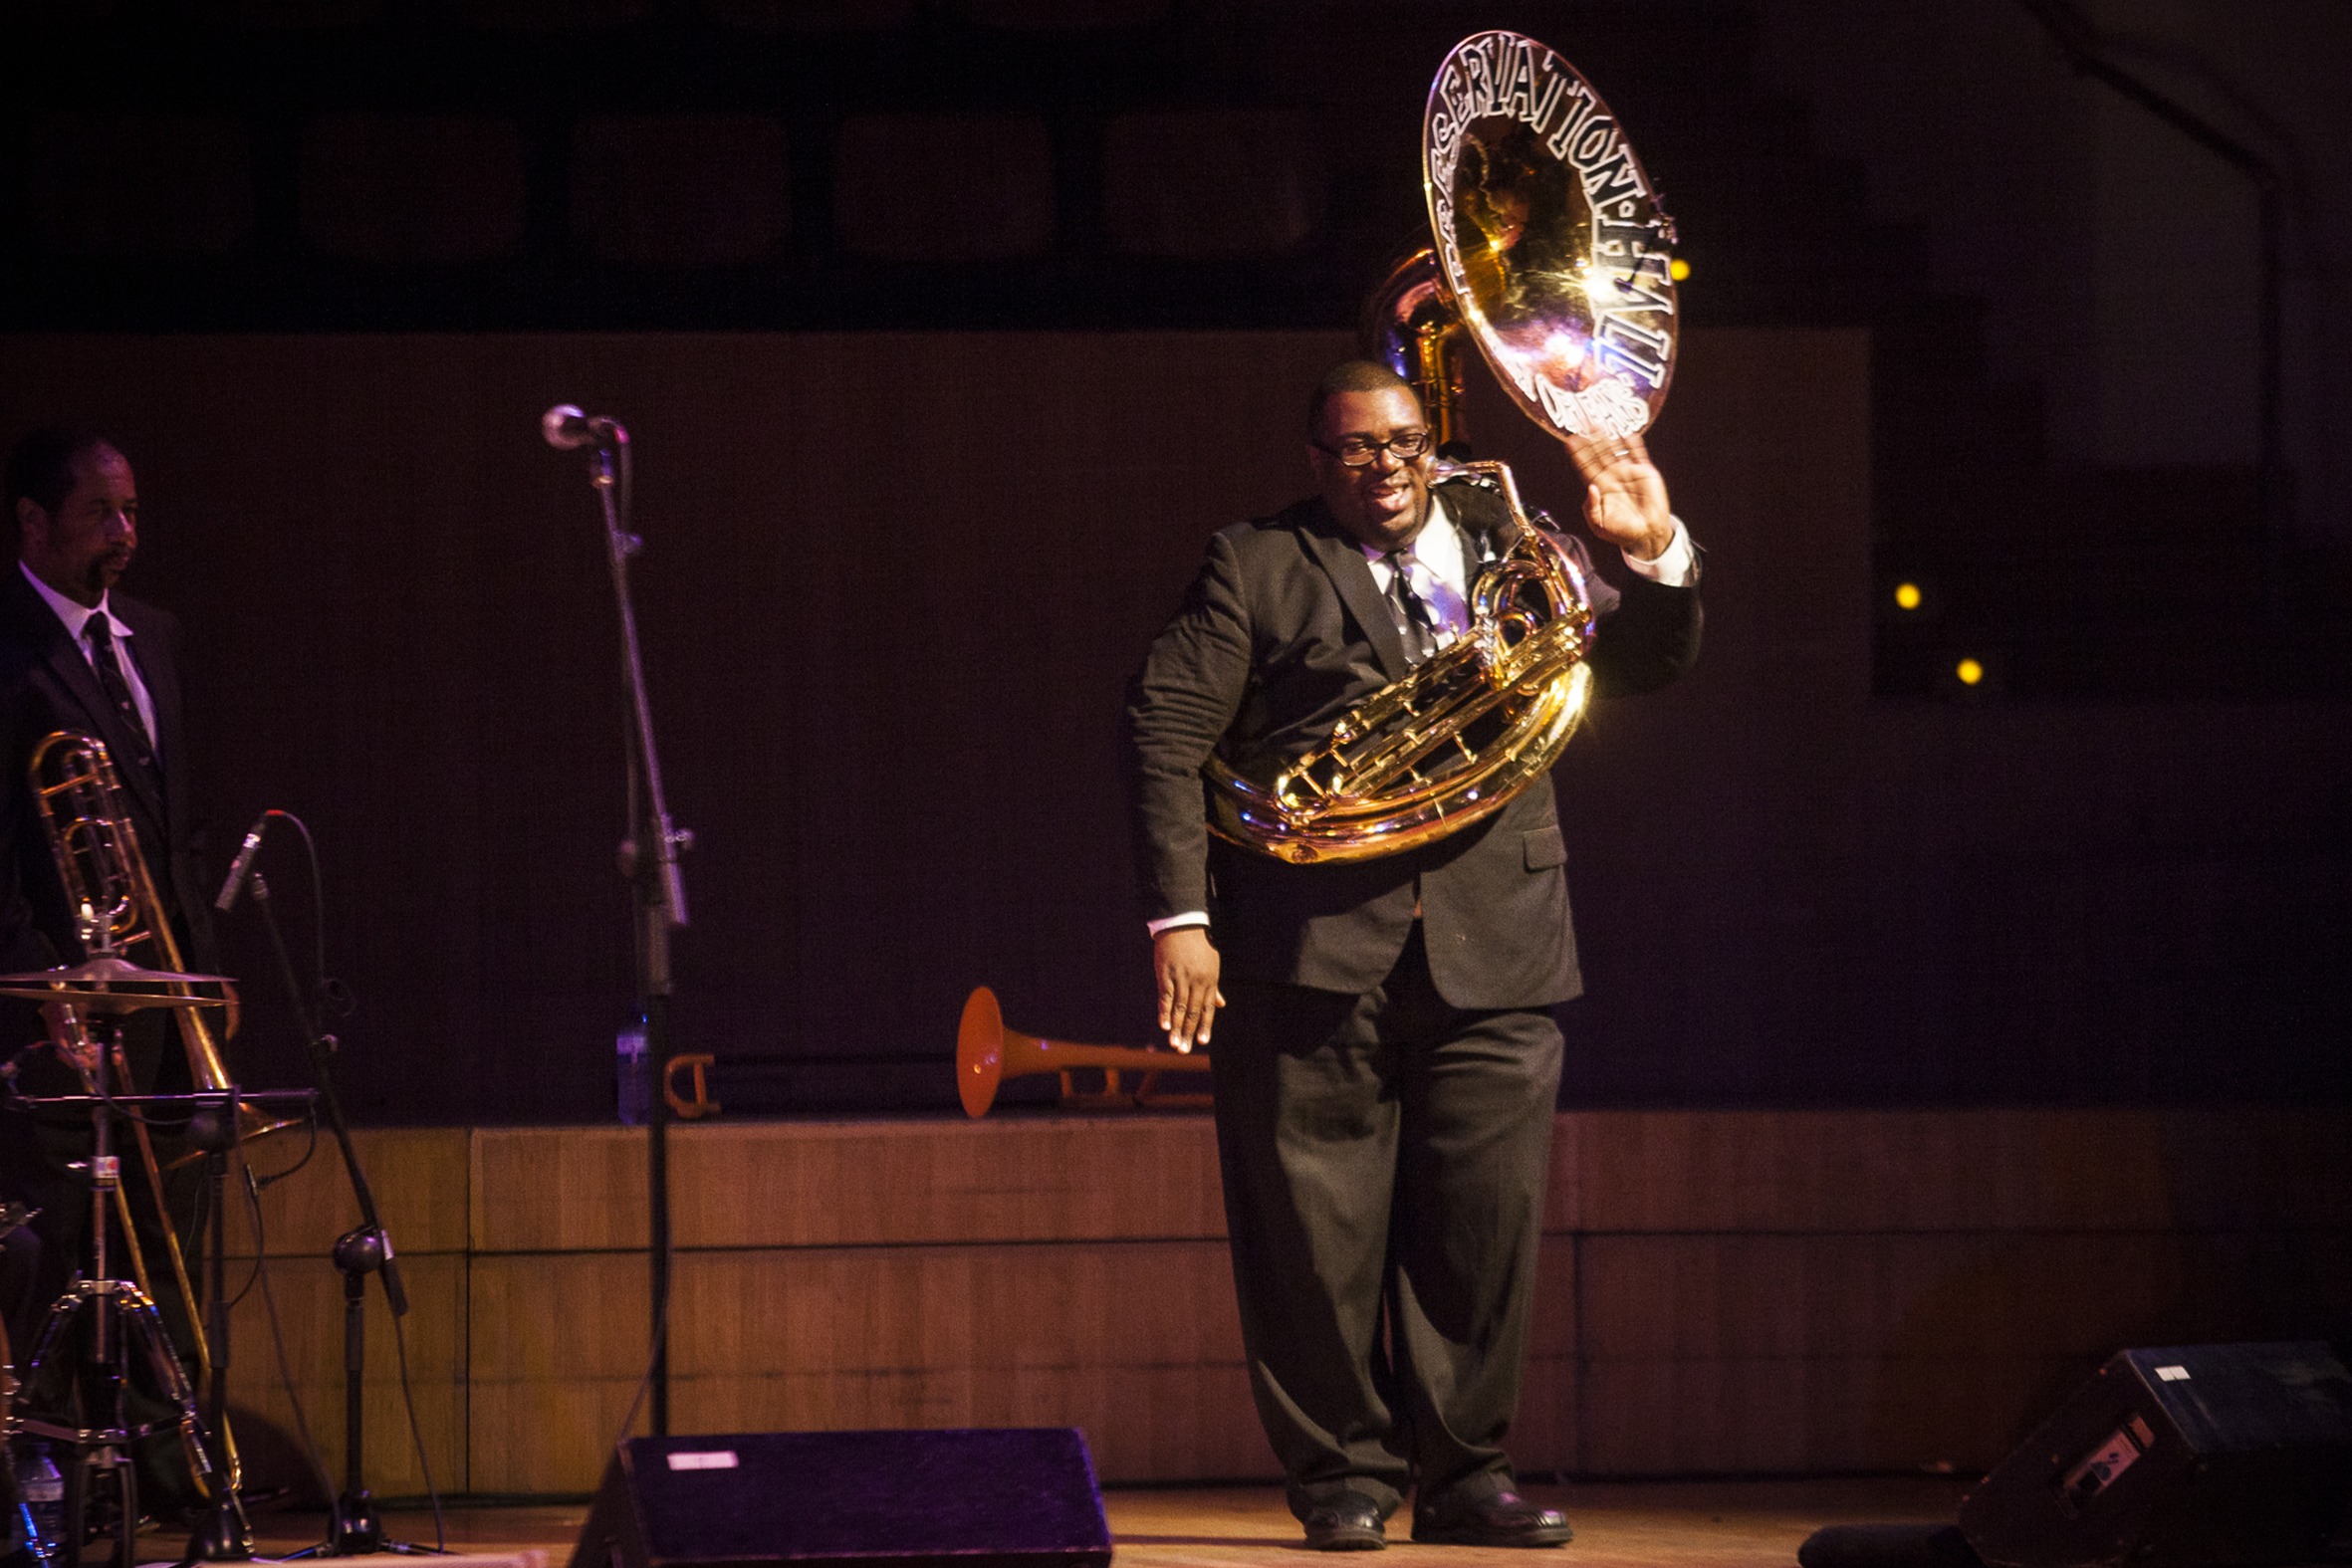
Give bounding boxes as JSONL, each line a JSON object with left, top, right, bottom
{"left": 1301, "top": 1492, "right": 1387, "bottom": 1551}
{"left": 1411, "top": 1487, "right": 1573, "bottom": 1548}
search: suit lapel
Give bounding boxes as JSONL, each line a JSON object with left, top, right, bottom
{"left": 1297, "top": 504, "right": 1413, "bottom": 683}
{"left": 22, "top": 587, "right": 170, "bottom": 839}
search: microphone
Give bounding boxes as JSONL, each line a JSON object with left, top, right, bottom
{"left": 541, "top": 404, "right": 628, "bottom": 451}
{"left": 215, "top": 815, "right": 269, "bottom": 912}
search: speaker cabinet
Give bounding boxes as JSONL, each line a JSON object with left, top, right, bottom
{"left": 1959, "top": 1342, "right": 2352, "bottom": 1568}
{"left": 569, "top": 1429, "right": 1111, "bottom": 1568}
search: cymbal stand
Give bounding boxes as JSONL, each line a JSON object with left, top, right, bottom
{"left": 241, "top": 872, "right": 437, "bottom": 1558}
{"left": 12, "top": 1066, "right": 221, "bottom": 1568}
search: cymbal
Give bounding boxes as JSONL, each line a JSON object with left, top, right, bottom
{"left": 0, "top": 954, "right": 233, "bottom": 1011}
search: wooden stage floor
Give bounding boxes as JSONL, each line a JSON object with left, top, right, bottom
{"left": 221, "top": 1476, "right": 1975, "bottom": 1568}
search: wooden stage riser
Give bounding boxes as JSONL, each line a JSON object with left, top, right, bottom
{"left": 219, "top": 1113, "right": 2352, "bottom": 1493}
{"left": 238, "top": 1112, "right": 2352, "bottom": 1256}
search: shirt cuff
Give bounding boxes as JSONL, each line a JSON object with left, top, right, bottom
{"left": 1147, "top": 912, "right": 1210, "bottom": 938}
{"left": 1620, "top": 517, "right": 1696, "bottom": 586}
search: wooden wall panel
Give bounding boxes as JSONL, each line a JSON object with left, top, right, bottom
{"left": 471, "top": 1118, "right": 1231, "bottom": 1253}
{"left": 468, "top": 1251, "right": 649, "bottom": 1494}
{"left": 230, "top": 1127, "right": 471, "bottom": 1257}
{"left": 1511, "top": 1228, "right": 1582, "bottom": 1472}
{"left": 667, "top": 1117, "right": 1229, "bottom": 1248}
{"left": 223, "top": 1251, "right": 468, "bottom": 1497}
{"left": 1583, "top": 1230, "right": 2352, "bottom": 1368}
{"left": 473, "top": 1128, "right": 646, "bottom": 1252}
{"left": 1576, "top": 1353, "right": 2083, "bottom": 1474}
{"left": 469, "top": 1238, "right": 1259, "bottom": 1491}
{"left": 1564, "top": 1109, "right": 2352, "bottom": 1233}
{"left": 1573, "top": 1229, "right": 2352, "bottom": 1472}
{"left": 201, "top": 1113, "right": 2352, "bottom": 1492}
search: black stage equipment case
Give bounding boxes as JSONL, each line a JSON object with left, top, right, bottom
{"left": 1957, "top": 1341, "right": 2352, "bottom": 1568}
{"left": 570, "top": 1429, "right": 1111, "bottom": 1568}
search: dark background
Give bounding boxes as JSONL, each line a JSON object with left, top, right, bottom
{"left": 2, "top": 0, "right": 2347, "bottom": 1123}
{"left": 4, "top": 327, "right": 2344, "bottom": 1129}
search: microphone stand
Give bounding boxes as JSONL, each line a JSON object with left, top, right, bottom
{"left": 572, "top": 426, "right": 690, "bottom": 1436}
{"left": 245, "top": 873, "right": 436, "bottom": 1557}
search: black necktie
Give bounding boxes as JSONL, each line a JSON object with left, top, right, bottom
{"left": 84, "top": 616, "right": 156, "bottom": 773}
{"left": 1383, "top": 552, "right": 1439, "bottom": 665}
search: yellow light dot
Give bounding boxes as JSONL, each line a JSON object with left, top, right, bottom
{"left": 1894, "top": 581, "right": 1923, "bottom": 610}
{"left": 1668, "top": 257, "right": 1691, "bottom": 283}
{"left": 1956, "top": 658, "right": 1984, "bottom": 686}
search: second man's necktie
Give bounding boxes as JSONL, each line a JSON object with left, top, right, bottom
{"left": 85, "top": 616, "right": 156, "bottom": 774}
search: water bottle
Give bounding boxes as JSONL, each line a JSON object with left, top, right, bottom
{"left": 18, "top": 1444, "right": 63, "bottom": 1563}
{"left": 616, "top": 1017, "right": 650, "bottom": 1126}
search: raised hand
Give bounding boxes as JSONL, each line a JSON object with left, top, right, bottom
{"left": 1562, "top": 427, "right": 1674, "bottom": 561}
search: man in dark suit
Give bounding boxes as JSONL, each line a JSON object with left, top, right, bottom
{"left": 1124, "top": 361, "right": 1700, "bottom": 1550}
{"left": 0, "top": 429, "right": 212, "bottom": 983}
{"left": 0, "top": 426, "right": 216, "bottom": 1364}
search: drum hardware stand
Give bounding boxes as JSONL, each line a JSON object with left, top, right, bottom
{"left": 0, "top": 952, "right": 252, "bottom": 1568}
{"left": 0, "top": 957, "right": 310, "bottom": 1568}
{"left": 234, "top": 870, "right": 438, "bottom": 1559}
{"left": 551, "top": 410, "right": 691, "bottom": 1436}
{"left": 11, "top": 1077, "right": 223, "bottom": 1568}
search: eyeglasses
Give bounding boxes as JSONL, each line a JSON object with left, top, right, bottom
{"left": 1314, "top": 430, "right": 1433, "bottom": 467}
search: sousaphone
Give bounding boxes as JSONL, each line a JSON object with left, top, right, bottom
{"left": 1204, "top": 31, "right": 1680, "bottom": 865}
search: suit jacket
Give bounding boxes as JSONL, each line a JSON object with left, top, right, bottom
{"left": 0, "top": 565, "right": 213, "bottom": 979}
{"left": 1123, "top": 477, "right": 1700, "bottom": 1010}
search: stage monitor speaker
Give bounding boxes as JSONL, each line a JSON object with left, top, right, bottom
{"left": 1958, "top": 1341, "right": 2352, "bottom": 1568}
{"left": 569, "top": 1429, "right": 1111, "bottom": 1568}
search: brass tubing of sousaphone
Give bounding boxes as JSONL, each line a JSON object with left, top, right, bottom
{"left": 957, "top": 986, "right": 1210, "bottom": 1117}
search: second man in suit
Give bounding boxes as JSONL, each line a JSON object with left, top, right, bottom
{"left": 0, "top": 426, "right": 216, "bottom": 1379}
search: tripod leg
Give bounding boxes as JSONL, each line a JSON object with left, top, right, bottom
{"left": 101, "top": 1453, "right": 133, "bottom": 1568}
{"left": 59, "top": 1440, "right": 84, "bottom": 1568}
{"left": 119, "top": 1291, "right": 218, "bottom": 1514}
{"left": 107, "top": 1291, "right": 134, "bottom": 1568}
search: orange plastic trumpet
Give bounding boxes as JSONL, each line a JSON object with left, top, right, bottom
{"left": 957, "top": 986, "right": 1211, "bottom": 1117}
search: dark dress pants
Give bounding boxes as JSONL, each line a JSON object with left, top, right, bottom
{"left": 1209, "top": 924, "right": 1563, "bottom": 1522}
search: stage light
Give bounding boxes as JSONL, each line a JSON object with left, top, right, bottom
{"left": 1669, "top": 257, "right": 1691, "bottom": 282}
{"left": 1956, "top": 657, "right": 1984, "bottom": 686}
{"left": 1893, "top": 581, "right": 1923, "bottom": 611}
